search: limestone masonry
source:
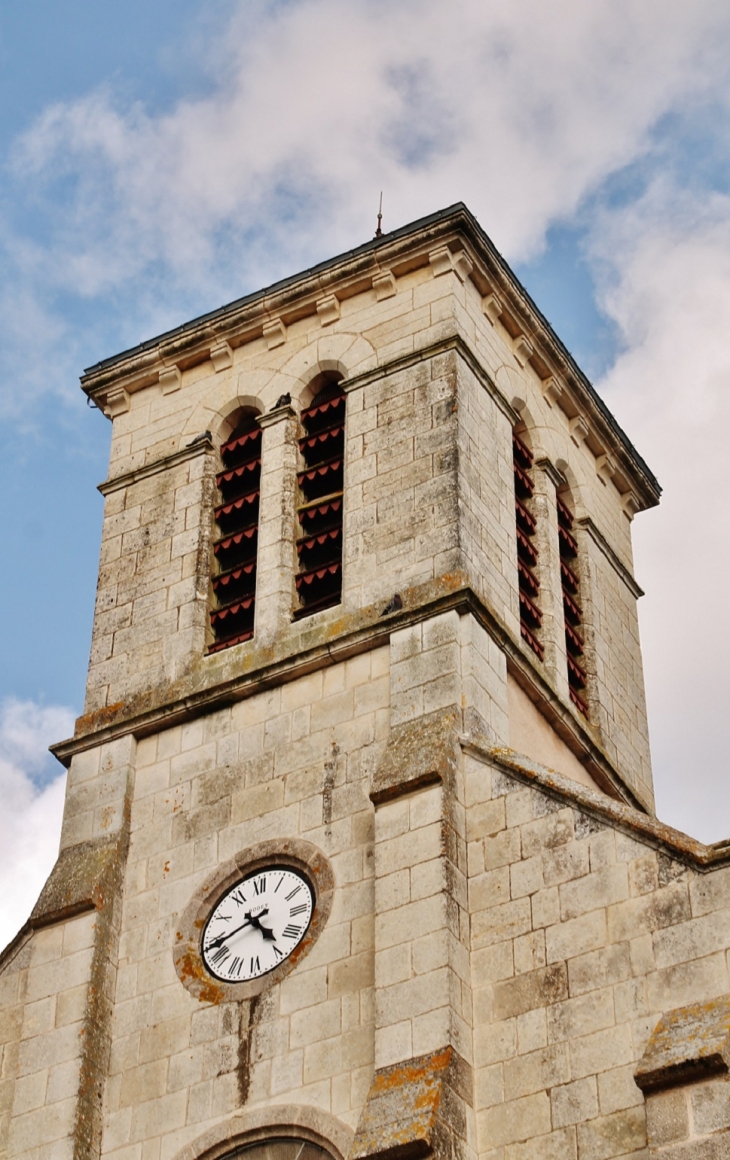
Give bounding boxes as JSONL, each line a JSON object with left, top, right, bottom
{"left": 2, "top": 204, "right": 729, "bottom": 1160}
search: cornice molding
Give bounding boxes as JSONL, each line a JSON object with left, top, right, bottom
{"left": 78, "top": 203, "right": 659, "bottom": 509}
{"left": 51, "top": 579, "right": 641, "bottom": 813}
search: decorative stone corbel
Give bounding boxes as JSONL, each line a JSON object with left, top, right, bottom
{"left": 595, "top": 452, "right": 617, "bottom": 485}
{"left": 569, "top": 416, "right": 589, "bottom": 447}
{"left": 482, "top": 291, "right": 503, "bottom": 325}
{"left": 316, "top": 295, "right": 340, "bottom": 326}
{"left": 372, "top": 270, "right": 397, "bottom": 301}
{"left": 621, "top": 490, "right": 641, "bottom": 520}
{"left": 159, "top": 365, "right": 182, "bottom": 395}
{"left": 101, "top": 385, "right": 130, "bottom": 419}
{"left": 209, "top": 339, "right": 233, "bottom": 372}
{"left": 542, "top": 376, "right": 561, "bottom": 407}
{"left": 513, "top": 335, "right": 534, "bottom": 368}
{"left": 428, "top": 245, "right": 454, "bottom": 278}
{"left": 453, "top": 250, "right": 474, "bottom": 283}
{"left": 263, "top": 317, "right": 287, "bottom": 349}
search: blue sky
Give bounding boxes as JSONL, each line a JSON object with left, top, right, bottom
{"left": 1, "top": 0, "right": 730, "bottom": 943}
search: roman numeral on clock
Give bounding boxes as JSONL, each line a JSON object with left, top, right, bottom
{"left": 289, "top": 903, "right": 307, "bottom": 916}
{"left": 282, "top": 924, "right": 302, "bottom": 939}
{"left": 211, "top": 946, "right": 230, "bottom": 965}
{"left": 285, "top": 885, "right": 302, "bottom": 901}
{"left": 231, "top": 889, "right": 246, "bottom": 906}
{"left": 250, "top": 956, "right": 260, "bottom": 973}
{"left": 230, "top": 956, "right": 241, "bottom": 976}
{"left": 253, "top": 877, "right": 266, "bottom": 895}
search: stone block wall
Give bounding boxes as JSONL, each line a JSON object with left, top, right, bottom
{"left": 0, "top": 912, "right": 97, "bottom": 1160}
{"left": 3, "top": 618, "right": 730, "bottom": 1159}
{"left": 74, "top": 223, "right": 654, "bottom": 808}
{"left": 85, "top": 447, "right": 216, "bottom": 716}
{"left": 465, "top": 743, "right": 730, "bottom": 1160}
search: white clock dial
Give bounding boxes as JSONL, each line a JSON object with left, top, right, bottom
{"left": 201, "top": 866, "right": 314, "bottom": 982}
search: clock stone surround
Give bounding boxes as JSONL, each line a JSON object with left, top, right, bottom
{"left": 174, "top": 837, "right": 334, "bottom": 1004}
{"left": 3, "top": 204, "right": 730, "bottom": 1160}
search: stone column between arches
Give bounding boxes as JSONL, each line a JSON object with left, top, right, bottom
{"left": 255, "top": 402, "right": 300, "bottom": 644}
{"left": 532, "top": 459, "right": 571, "bottom": 707}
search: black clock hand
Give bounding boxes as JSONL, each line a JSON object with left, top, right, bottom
{"left": 206, "top": 907, "right": 277, "bottom": 951}
{"left": 246, "top": 910, "right": 277, "bottom": 942}
{"left": 206, "top": 916, "right": 254, "bottom": 950}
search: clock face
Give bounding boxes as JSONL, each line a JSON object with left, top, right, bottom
{"left": 201, "top": 866, "right": 314, "bottom": 983}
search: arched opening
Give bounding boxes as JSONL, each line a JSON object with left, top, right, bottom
{"left": 209, "top": 408, "right": 262, "bottom": 652}
{"left": 513, "top": 423, "right": 543, "bottom": 660}
{"left": 295, "top": 374, "right": 346, "bottom": 617}
{"left": 222, "top": 1141, "right": 334, "bottom": 1160}
{"left": 556, "top": 485, "right": 588, "bottom": 716}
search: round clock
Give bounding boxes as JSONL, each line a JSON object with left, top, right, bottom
{"left": 201, "top": 865, "right": 314, "bottom": 982}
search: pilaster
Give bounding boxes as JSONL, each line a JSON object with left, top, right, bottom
{"left": 532, "top": 460, "right": 571, "bottom": 706}
{"left": 353, "top": 612, "right": 480, "bottom": 1160}
{"left": 255, "top": 404, "right": 299, "bottom": 643}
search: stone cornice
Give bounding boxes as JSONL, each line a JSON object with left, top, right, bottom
{"left": 50, "top": 578, "right": 642, "bottom": 813}
{"left": 79, "top": 203, "right": 660, "bottom": 510}
{"left": 577, "top": 516, "right": 644, "bottom": 599}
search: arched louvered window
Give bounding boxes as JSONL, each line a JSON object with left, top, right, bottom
{"left": 557, "top": 493, "right": 588, "bottom": 715}
{"left": 513, "top": 427, "right": 544, "bottom": 660}
{"left": 295, "top": 378, "right": 345, "bottom": 617}
{"left": 209, "top": 413, "right": 262, "bottom": 652}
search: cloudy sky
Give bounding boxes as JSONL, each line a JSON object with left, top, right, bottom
{"left": 1, "top": 0, "right": 730, "bottom": 948}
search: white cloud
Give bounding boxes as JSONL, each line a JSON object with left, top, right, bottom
{"left": 592, "top": 183, "right": 730, "bottom": 840}
{"left": 7, "top": 0, "right": 730, "bottom": 298}
{"left": 0, "top": 700, "right": 74, "bottom": 952}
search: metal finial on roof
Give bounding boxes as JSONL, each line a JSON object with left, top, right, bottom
{"left": 375, "top": 192, "right": 383, "bottom": 238}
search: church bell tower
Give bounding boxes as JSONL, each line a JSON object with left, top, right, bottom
{"left": 5, "top": 205, "right": 730, "bottom": 1160}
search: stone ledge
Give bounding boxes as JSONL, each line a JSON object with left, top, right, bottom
{"left": 636, "top": 996, "right": 730, "bottom": 1092}
{"left": 52, "top": 580, "right": 631, "bottom": 817}
{"left": 461, "top": 738, "right": 730, "bottom": 868}
{"left": 350, "top": 1047, "right": 472, "bottom": 1160}
{"left": 31, "top": 833, "right": 121, "bottom": 926}
{"left": 371, "top": 705, "right": 461, "bottom": 804}
{"left": 98, "top": 436, "right": 214, "bottom": 495}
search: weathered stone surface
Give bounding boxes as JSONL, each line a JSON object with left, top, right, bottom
{"left": 370, "top": 705, "right": 461, "bottom": 803}
{"left": 635, "top": 995, "right": 730, "bottom": 1091}
{"left": 8, "top": 203, "right": 730, "bottom": 1160}
{"left": 350, "top": 1047, "right": 471, "bottom": 1160}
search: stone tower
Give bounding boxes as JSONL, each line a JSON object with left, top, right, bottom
{"left": 3, "top": 204, "right": 730, "bottom": 1160}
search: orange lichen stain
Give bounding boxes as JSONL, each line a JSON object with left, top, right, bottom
{"left": 75, "top": 702, "right": 125, "bottom": 735}
{"left": 372, "top": 1046, "right": 451, "bottom": 1102}
{"left": 163, "top": 861, "right": 170, "bottom": 877}
{"left": 177, "top": 950, "right": 224, "bottom": 1005}
{"left": 99, "top": 806, "right": 115, "bottom": 831}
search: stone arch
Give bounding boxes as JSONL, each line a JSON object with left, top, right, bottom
{"left": 170, "top": 1104, "right": 353, "bottom": 1160}
{"left": 554, "top": 457, "right": 585, "bottom": 520}
{"left": 183, "top": 389, "right": 267, "bottom": 447}
{"left": 277, "top": 333, "right": 377, "bottom": 411}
